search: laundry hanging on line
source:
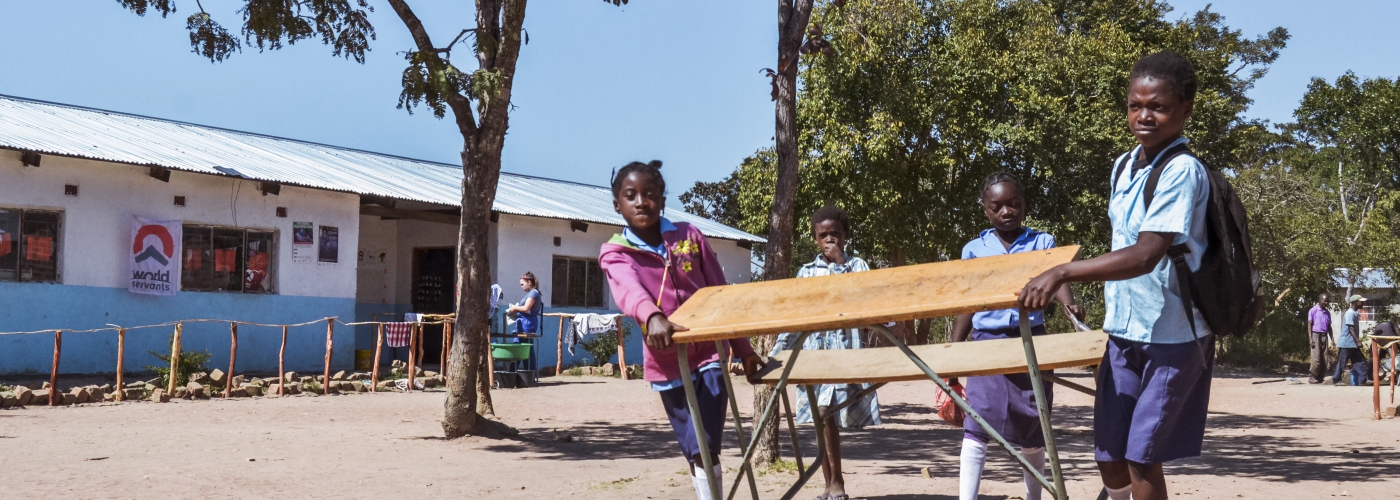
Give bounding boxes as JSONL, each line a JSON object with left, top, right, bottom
{"left": 567, "top": 313, "right": 620, "bottom": 356}
{"left": 385, "top": 323, "right": 413, "bottom": 348}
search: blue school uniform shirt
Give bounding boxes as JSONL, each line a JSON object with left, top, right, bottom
{"left": 962, "top": 228, "right": 1055, "bottom": 330}
{"left": 1103, "top": 137, "right": 1213, "bottom": 344}
{"left": 624, "top": 217, "right": 720, "bottom": 391}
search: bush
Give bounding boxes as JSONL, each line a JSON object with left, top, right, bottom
{"left": 580, "top": 324, "right": 632, "bottom": 367}
{"left": 145, "top": 335, "right": 213, "bottom": 388}
{"left": 1217, "top": 309, "right": 1309, "bottom": 369}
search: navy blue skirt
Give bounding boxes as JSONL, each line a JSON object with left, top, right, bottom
{"left": 963, "top": 325, "right": 1052, "bottom": 448}
{"left": 1094, "top": 334, "right": 1215, "bottom": 464}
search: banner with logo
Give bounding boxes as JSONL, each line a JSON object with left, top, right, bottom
{"left": 129, "top": 217, "right": 181, "bottom": 296}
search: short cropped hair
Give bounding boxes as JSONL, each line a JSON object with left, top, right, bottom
{"left": 1129, "top": 51, "right": 1198, "bottom": 103}
{"left": 811, "top": 205, "right": 851, "bottom": 234}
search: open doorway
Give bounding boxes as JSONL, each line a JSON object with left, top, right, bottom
{"left": 411, "top": 247, "right": 455, "bottom": 365}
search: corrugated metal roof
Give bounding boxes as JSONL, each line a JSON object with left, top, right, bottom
{"left": 0, "top": 94, "right": 764, "bottom": 243}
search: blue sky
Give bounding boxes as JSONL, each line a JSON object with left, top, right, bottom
{"left": 0, "top": 1, "right": 1394, "bottom": 194}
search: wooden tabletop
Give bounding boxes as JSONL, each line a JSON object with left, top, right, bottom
{"left": 756, "top": 329, "right": 1108, "bottom": 385}
{"left": 669, "top": 245, "right": 1079, "bottom": 343}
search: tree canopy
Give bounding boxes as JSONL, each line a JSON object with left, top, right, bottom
{"left": 684, "top": 0, "right": 1399, "bottom": 363}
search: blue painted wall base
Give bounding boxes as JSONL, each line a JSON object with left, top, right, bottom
{"left": 0, "top": 282, "right": 356, "bottom": 375}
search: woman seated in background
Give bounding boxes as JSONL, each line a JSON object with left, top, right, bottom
{"left": 505, "top": 272, "right": 543, "bottom": 341}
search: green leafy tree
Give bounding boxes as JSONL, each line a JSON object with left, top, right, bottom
{"left": 1282, "top": 73, "right": 1400, "bottom": 296}
{"left": 688, "top": 0, "right": 1289, "bottom": 334}
{"left": 113, "top": 0, "right": 630, "bottom": 438}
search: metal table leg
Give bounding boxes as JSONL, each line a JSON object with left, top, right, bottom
{"left": 1019, "top": 314, "right": 1068, "bottom": 500}
{"left": 777, "top": 384, "right": 829, "bottom": 500}
{"left": 867, "top": 324, "right": 1062, "bottom": 498}
{"left": 716, "top": 340, "right": 761, "bottom": 500}
{"left": 781, "top": 390, "right": 805, "bottom": 472}
{"left": 726, "top": 332, "right": 815, "bottom": 500}
{"left": 1042, "top": 373, "right": 1095, "bottom": 397}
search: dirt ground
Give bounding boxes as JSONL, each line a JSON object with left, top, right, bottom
{"left": 3, "top": 368, "right": 1398, "bottom": 499}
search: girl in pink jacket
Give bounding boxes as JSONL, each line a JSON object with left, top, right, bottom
{"left": 599, "top": 160, "right": 762, "bottom": 500}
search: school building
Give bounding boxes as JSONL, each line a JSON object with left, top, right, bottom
{"left": 0, "top": 95, "right": 762, "bottom": 376}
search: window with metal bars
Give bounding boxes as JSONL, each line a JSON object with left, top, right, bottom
{"left": 550, "top": 255, "right": 606, "bottom": 308}
{"left": 0, "top": 208, "right": 61, "bottom": 283}
{"left": 181, "top": 225, "right": 276, "bottom": 293}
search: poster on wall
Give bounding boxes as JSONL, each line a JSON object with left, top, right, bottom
{"left": 318, "top": 225, "right": 339, "bottom": 264}
{"left": 129, "top": 216, "right": 181, "bottom": 296}
{"left": 292, "top": 222, "right": 314, "bottom": 263}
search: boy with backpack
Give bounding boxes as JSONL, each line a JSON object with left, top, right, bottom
{"left": 1017, "top": 51, "right": 1261, "bottom": 500}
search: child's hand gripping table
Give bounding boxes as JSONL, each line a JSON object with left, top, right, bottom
{"left": 668, "top": 245, "right": 1106, "bottom": 500}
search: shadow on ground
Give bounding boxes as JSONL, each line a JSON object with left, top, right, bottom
{"left": 481, "top": 392, "right": 1400, "bottom": 486}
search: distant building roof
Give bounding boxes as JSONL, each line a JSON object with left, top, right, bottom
{"left": 0, "top": 94, "right": 763, "bottom": 243}
{"left": 1333, "top": 268, "right": 1395, "bottom": 289}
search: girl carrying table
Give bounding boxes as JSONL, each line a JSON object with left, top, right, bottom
{"left": 952, "top": 172, "right": 1083, "bottom": 500}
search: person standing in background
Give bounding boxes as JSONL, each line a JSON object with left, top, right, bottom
{"left": 1306, "top": 294, "right": 1332, "bottom": 384}
{"left": 1334, "top": 295, "right": 1369, "bottom": 386}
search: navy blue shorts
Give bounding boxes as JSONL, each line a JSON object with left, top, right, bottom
{"left": 658, "top": 368, "right": 728, "bottom": 464}
{"left": 1094, "top": 335, "right": 1215, "bottom": 464}
{"left": 964, "top": 325, "right": 1053, "bottom": 448}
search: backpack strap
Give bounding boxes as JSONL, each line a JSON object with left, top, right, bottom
{"left": 1168, "top": 247, "right": 1209, "bottom": 358}
{"left": 1113, "top": 153, "right": 1132, "bottom": 192}
{"left": 1148, "top": 142, "right": 1211, "bottom": 356}
{"left": 1142, "top": 142, "right": 1195, "bottom": 209}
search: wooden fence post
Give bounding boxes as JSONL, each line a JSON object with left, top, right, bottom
{"left": 1373, "top": 340, "right": 1381, "bottom": 420}
{"left": 226, "top": 322, "right": 238, "bottom": 398}
{"left": 278, "top": 326, "right": 288, "bottom": 396}
{"left": 371, "top": 323, "right": 383, "bottom": 393}
{"left": 323, "top": 319, "right": 333, "bottom": 395}
{"left": 444, "top": 321, "right": 453, "bottom": 384}
{"left": 617, "top": 322, "right": 628, "bottom": 380}
{"left": 49, "top": 330, "right": 62, "bottom": 406}
{"left": 167, "top": 323, "right": 183, "bottom": 394}
{"left": 407, "top": 323, "right": 418, "bottom": 392}
{"left": 440, "top": 321, "right": 447, "bottom": 377}
{"left": 555, "top": 316, "right": 565, "bottom": 375}
{"left": 114, "top": 328, "right": 126, "bottom": 401}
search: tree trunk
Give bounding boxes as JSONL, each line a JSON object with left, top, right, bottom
{"left": 752, "top": 0, "right": 815, "bottom": 467}
{"left": 435, "top": 0, "right": 528, "bottom": 440}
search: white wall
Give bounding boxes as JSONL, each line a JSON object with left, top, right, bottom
{"left": 0, "top": 151, "right": 359, "bottom": 298}
{"left": 494, "top": 214, "right": 617, "bottom": 308}
{"left": 355, "top": 215, "right": 399, "bottom": 305}
{"left": 712, "top": 238, "right": 754, "bottom": 285}
{"left": 492, "top": 213, "right": 754, "bottom": 308}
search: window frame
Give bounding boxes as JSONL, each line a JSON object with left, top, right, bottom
{"left": 0, "top": 208, "right": 63, "bottom": 284}
{"left": 550, "top": 255, "right": 607, "bottom": 309}
{"left": 180, "top": 223, "right": 278, "bottom": 294}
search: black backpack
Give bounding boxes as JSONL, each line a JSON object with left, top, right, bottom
{"left": 1114, "top": 143, "right": 1265, "bottom": 340}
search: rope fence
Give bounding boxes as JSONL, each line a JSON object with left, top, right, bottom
{"left": 2, "top": 316, "right": 463, "bottom": 407}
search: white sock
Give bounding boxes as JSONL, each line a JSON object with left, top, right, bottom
{"left": 959, "top": 437, "right": 988, "bottom": 500}
{"left": 1021, "top": 447, "right": 1046, "bottom": 500}
{"left": 692, "top": 463, "right": 721, "bottom": 500}
{"left": 1105, "top": 483, "right": 1132, "bottom": 500}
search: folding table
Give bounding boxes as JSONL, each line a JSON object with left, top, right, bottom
{"left": 667, "top": 246, "right": 1107, "bottom": 500}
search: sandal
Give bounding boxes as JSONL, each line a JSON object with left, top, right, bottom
{"left": 829, "top": 495, "right": 850, "bottom": 500}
